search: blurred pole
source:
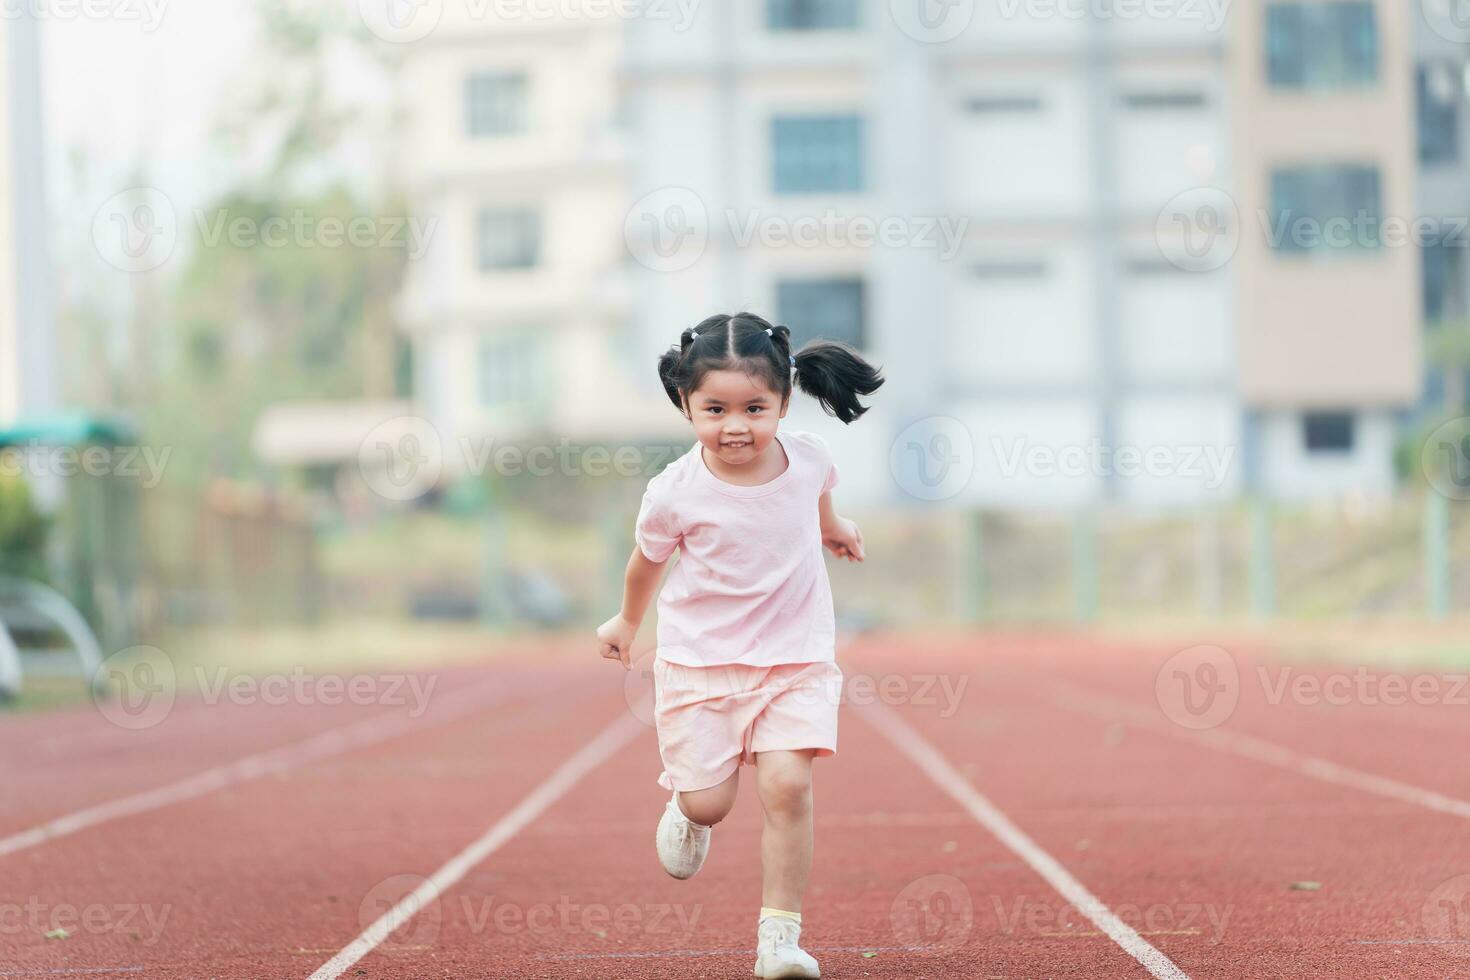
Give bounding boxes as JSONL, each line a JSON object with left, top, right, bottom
{"left": 1197, "top": 507, "right": 1224, "bottom": 618}
{"left": 478, "top": 491, "right": 509, "bottom": 630}
{"left": 1425, "top": 491, "right": 1451, "bottom": 622}
{"left": 0, "top": 624, "right": 20, "bottom": 699}
{"left": 1072, "top": 509, "right": 1098, "bottom": 623}
{"left": 961, "top": 510, "right": 985, "bottom": 624}
{"left": 1249, "top": 498, "right": 1276, "bottom": 620}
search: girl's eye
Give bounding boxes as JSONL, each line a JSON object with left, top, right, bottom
{"left": 708, "top": 407, "right": 722, "bottom": 415}
{"left": 748, "top": 406, "right": 763, "bottom": 414}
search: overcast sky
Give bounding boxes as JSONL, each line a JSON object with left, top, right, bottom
{"left": 41, "top": 3, "right": 260, "bottom": 215}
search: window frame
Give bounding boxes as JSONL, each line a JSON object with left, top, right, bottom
{"left": 476, "top": 208, "right": 542, "bottom": 272}
{"left": 1302, "top": 411, "right": 1356, "bottom": 454}
{"left": 766, "top": 0, "right": 861, "bottom": 30}
{"left": 1264, "top": 1, "right": 1379, "bottom": 91}
{"left": 1268, "top": 163, "right": 1383, "bottom": 258}
{"left": 775, "top": 278, "right": 868, "bottom": 350}
{"left": 465, "top": 71, "right": 528, "bottom": 138}
{"left": 771, "top": 114, "right": 866, "bottom": 196}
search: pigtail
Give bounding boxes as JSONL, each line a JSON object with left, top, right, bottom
{"left": 657, "top": 318, "right": 727, "bottom": 414}
{"left": 657, "top": 345, "right": 686, "bottom": 412}
{"left": 792, "top": 339, "right": 885, "bottom": 424}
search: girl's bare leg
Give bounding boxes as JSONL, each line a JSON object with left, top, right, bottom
{"left": 754, "top": 749, "right": 815, "bottom": 912}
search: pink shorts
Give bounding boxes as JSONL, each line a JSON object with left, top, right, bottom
{"left": 653, "top": 658, "right": 843, "bottom": 792}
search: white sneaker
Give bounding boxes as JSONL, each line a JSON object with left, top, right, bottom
{"left": 753, "top": 915, "right": 820, "bottom": 979}
{"left": 655, "top": 793, "right": 711, "bottom": 880}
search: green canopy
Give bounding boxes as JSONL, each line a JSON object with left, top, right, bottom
{"left": 0, "top": 412, "right": 137, "bottom": 448}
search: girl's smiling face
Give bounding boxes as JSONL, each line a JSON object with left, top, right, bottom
{"left": 683, "top": 369, "right": 789, "bottom": 466}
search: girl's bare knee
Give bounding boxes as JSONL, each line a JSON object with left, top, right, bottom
{"left": 756, "top": 760, "right": 813, "bottom": 818}
{"left": 676, "top": 771, "right": 738, "bottom": 826}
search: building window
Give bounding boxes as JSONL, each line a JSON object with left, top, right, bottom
{"left": 972, "top": 260, "right": 1048, "bottom": 279}
{"left": 767, "top": 0, "right": 859, "bottom": 29}
{"left": 777, "top": 279, "right": 866, "bottom": 349}
{"left": 1265, "top": 2, "right": 1377, "bottom": 89}
{"left": 1418, "top": 64, "right": 1461, "bottom": 166}
{"left": 964, "top": 95, "right": 1044, "bottom": 114}
{"left": 1121, "top": 91, "right": 1209, "bottom": 111}
{"left": 479, "top": 332, "right": 544, "bottom": 410}
{"left": 1302, "top": 411, "right": 1355, "bottom": 453}
{"left": 1423, "top": 234, "right": 1467, "bottom": 324}
{"left": 477, "top": 209, "right": 540, "bottom": 270}
{"left": 1124, "top": 257, "right": 1190, "bottom": 276}
{"left": 1269, "top": 165, "right": 1381, "bottom": 255}
{"left": 466, "top": 72, "right": 527, "bottom": 137}
{"left": 772, "top": 115, "right": 864, "bottom": 195}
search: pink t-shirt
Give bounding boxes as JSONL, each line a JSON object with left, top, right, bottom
{"left": 635, "top": 428, "right": 841, "bottom": 668}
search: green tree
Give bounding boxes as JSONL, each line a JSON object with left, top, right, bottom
{"left": 145, "top": 0, "right": 408, "bottom": 485}
{"left": 0, "top": 472, "right": 50, "bottom": 582}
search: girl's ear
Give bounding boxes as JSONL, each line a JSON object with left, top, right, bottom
{"left": 779, "top": 395, "right": 790, "bottom": 419}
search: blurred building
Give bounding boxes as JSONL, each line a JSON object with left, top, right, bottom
{"left": 1227, "top": 0, "right": 1420, "bottom": 501}
{"left": 0, "top": 10, "right": 58, "bottom": 427}
{"left": 393, "top": 6, "right": 684, "bottom": 478}
{"left": 395, "top": 0, "right": 1425, "bottom": 507}
{"left": 1414, "top": 8, "right": 1470, "bottom": 419}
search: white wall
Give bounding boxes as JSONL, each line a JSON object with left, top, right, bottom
{"left": 945, "top": 68, "right": 1091, "bottom": 218}
{"left": 954, "top": 398, "right": 1104, "bottom": 508}
{"left": 1118, "top": 264, "right": 1232, "bottom": 382}
{"left": 948, "top": 243, "right": 1096, "bottom": 386}
{"left": 0, "top": 12, "right": 56, "bottom": 426}
{"left": 1259, "top": 409, "right": 1399, "bottom": 501}
{"left": 1114, "top": 67, "right": 1225, "bottom": 212}
{"left": 1115, "top": 394, "right": 1241, "bottom": 503}
{"left": 0, "top": 17, "right": 16, "bottom": 425}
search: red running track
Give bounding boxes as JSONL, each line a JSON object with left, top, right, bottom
{"left": 3, "top": 631, "right": 1470, "bottom": 978}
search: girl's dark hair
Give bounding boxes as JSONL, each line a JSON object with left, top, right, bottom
{"left": 656, "top": 312, "right": 884, "bottom": 425}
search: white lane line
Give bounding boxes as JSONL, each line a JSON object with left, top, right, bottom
{"left": 861, "top": 700, "right": 1192, "bottom": 980}
{"left": 307, "top": 707, "right": 646, "bottom": 980}
{"left": 0, "top": 679, "right": 525, "bottom": 859}
{"left": 1038, "top": 677, "right": 1470, "bottom": 822}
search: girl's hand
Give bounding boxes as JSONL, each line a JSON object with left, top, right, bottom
{"left": 595, "top": 614, "right": 637, "bottom": 670}
{"left": 822, "top": 517, "right": 865, "bottom": 563}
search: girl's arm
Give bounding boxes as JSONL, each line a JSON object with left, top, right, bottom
{"left": 595, "top": 545, "right": 669, "bottom": 669}
{"left": 819, "top": 490, "right": 865, "bottom": 563}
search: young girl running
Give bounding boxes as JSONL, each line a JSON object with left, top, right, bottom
{"left": 595, "top": 311, "right": 884, "bottom": 979}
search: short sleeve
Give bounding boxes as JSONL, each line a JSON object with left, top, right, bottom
{"left": 634, "top": 482, "right": 680, "bottom": 562}
{"left": 821, "top": 457, "right": 840, "bottom": 495}
{"left": 806, "top": 431, "right": 839, "bottom": 495}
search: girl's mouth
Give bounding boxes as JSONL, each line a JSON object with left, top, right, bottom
{"left": 722, "top": 440, "right": 751, "bottom": 449}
